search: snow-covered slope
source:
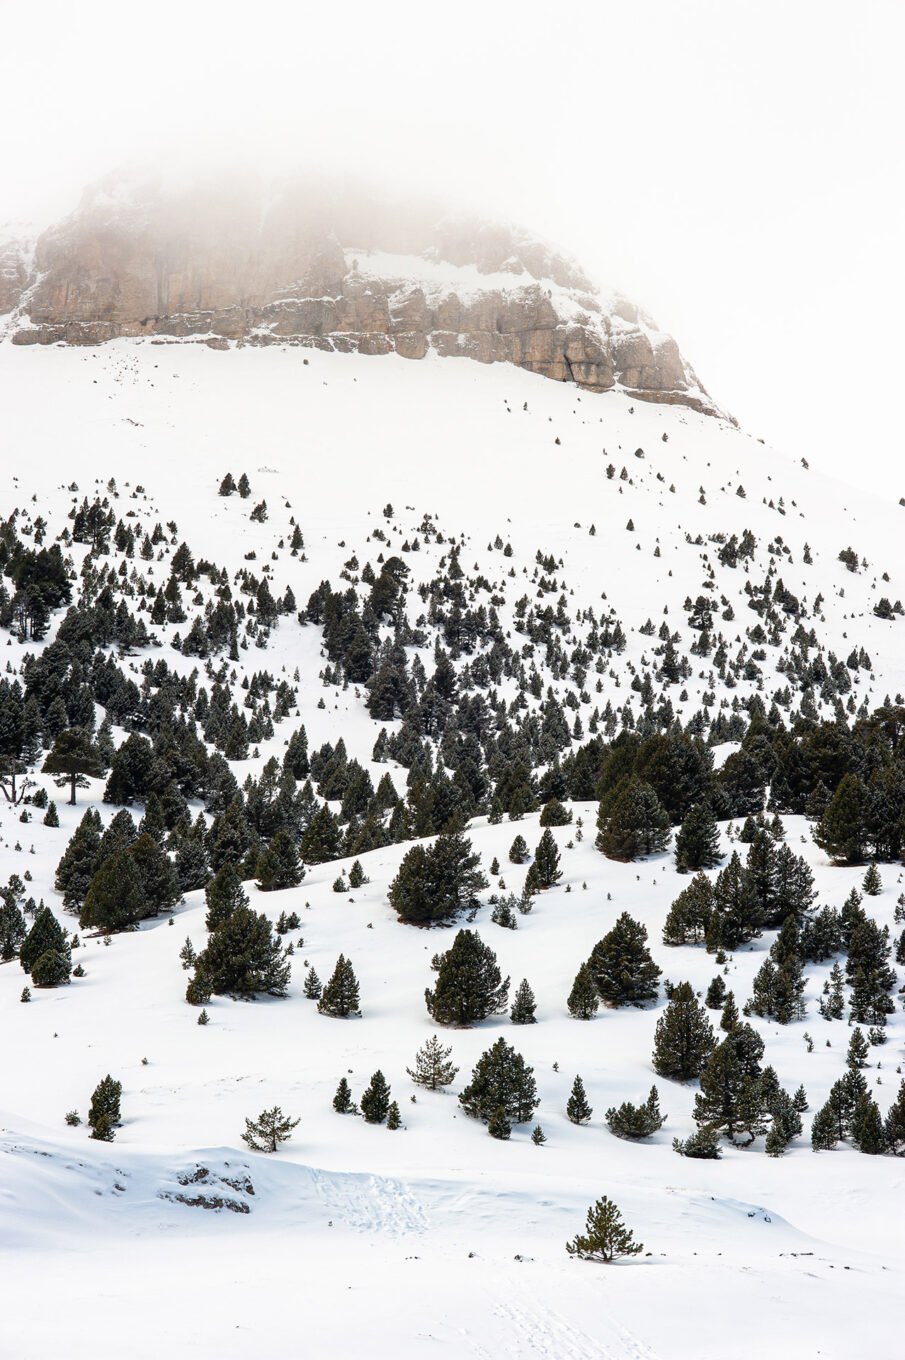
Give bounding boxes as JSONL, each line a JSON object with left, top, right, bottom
{"left": 1, "top": 340, "right": 904, "bottom": 1359}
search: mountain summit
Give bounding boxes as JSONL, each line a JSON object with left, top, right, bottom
{"left": 1, "top": 171, "right": 721, "bottom": 416}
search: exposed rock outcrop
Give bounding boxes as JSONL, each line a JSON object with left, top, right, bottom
{"left": 1, "top": 173, "right": 723, "bottom": 417}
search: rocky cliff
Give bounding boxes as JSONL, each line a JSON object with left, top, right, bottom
{"left": 0, "top": 173, "right": 722, "bottom": 416}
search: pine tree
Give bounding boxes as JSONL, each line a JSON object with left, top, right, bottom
{"left": 674, "top": 801, "right": 721, "bottom": 872}
{"left": 704, "top": 975, "right": 727, "bottom": 1009}
{"left": 508, "top": 835, "right": 529, "bottom": 864}
{"left": 851, "top": 1092, "right": 886, "bottom": 1154}
{"left": 606, "top": 1086, "right": 666, "bottom": 1140}
{"left": 529, "top": 829, "right": 562, "bottom": 889}
{"left": 0, "top": 895, "right": 26, "bottom": 961}
{"left": 42, "top": 728, "right": 105, "bottom": 806}
{"left": 706, "top": 852, "right": 762, "bottom": 952}
{"left": 596, "top": 777, "right": 670, "bottom": 861}
{"left": 54, "top": 807, "right": 102, "bottom": 908}
{"left": 862, "top": 861, "right": 882, "bottom": 896}
{"left": 540, "top": 798, "right": 572, "bottom": 827}
{"left": 348, "top": 859, "right": 367, "bottom": 889}
{"left": 80, "top": 849, "right": 148, "bottom": 933}
{"left": 318, "top": 954, "right": 361, "bottom": 1016}
{"left": 883, "top": 1079, "right": 905, "bottom": 1153}
{"left": 388, "top": 833, "right": 487, "bottom": 925}
{"left": 204, "top": 862, "right": 249, "bottom": 931}
{"left": 406, "top": 1034, "right": 458, "bottom": 1090}
{"left": 333, "top": 1077, "right": 353, "bottom": 1113}
{"left": 567, "top": 962, "right": 599, "bottom": 1019}
{"left": 255, "top": 830, "right": 304, "bottom": 892}
{"left": 386, "top": 1101, "right": 402, "bottom": 1131}
{"left": 194, "top": 906, "right": 290, "bottom": 997}
{"left": 673, "top": 1125, "right": 721, "bottom": 1159}
{"left": 88, "top": 1075, "right": 122, "bottom": 1142}
{"left": 20, "top": 905, "right": 70, "bottom": 976}
{"left": 510, "top": 978, "right": 537, "bottom": 1024}
{"left": 846, "top": 1026, "right": 869, "bottom": 1070}
{"left": 242, "top": 1106, "right": 299, "bottom": 1152}
{"left": 586, "top": 912, "right": 661, "bottom": 1008}
{"left": 693, "top": 1037, "right": 766, "bottom": 1146}
{"left": 566, "top": 1075, "right": 593, "bottom": 1125}
{"left": 303, "top": 967, "right": 322, "bottom": 1000}
{"left": 459, "top": 1037, "right": 538, "bottom": 1125}
{"left": 566, "top": 1196, "right": 643, "bottom": 1262}
{"left": 360, "top": 1070, "right": 391, "bottom": 1124}
{"left": 814, "top": 773, "right": 868, "bottom": 864}
{"left": 652, "top": 982, "right": 715, "bottom": 1081}
{"left": 425, "top": 929, "right": 509, "bottom": 1027}
{"left": 662, "top": 874, "right": 714, "bottom": 945}
{"left": 810, "top": 1101, "right": 839, "bottom": 1151}
{"left": 531, "top": 1124, "right": 547, "bottom": 1146}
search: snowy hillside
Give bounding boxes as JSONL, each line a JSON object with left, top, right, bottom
{"left": 1, "top": 339, "right": 905, "bottom": 1359}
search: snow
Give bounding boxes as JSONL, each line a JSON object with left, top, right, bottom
{"left": 0, "top": 338, "right": 903, "bottom": 1357}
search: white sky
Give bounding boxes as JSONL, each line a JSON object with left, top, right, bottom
{"left": 1, "top": 0, "right": 902, "bottom": 489}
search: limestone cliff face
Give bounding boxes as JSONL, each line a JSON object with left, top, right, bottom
{"left": 2, "top": 173, "right": 722, "bottom": 416}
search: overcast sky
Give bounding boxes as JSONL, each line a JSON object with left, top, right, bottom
{"left": 1, "top": 0, "right": 901, "bottom": 489}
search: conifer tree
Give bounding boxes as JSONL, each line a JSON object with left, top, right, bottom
{"left": 674, "top": 801, "right": 721, "bottom": 872}
{"left": 88, "top": 1075, "right": 122, "bottom": 1142}
{"left": 567, "top": 962, "right": 600, "bottom": 1019}
{"left": 586, "top": 913, "right": 661, "bottom": 1008}
{"left": 566, "top": 1196, "right": 643, "bottom": 1262}
{"left": 360, "top": 1070, "right": 391, "bottom": 1124}
{"left": 386, "top": 1101, "right": 402, "bottom": 1131}
{"left": 652, "top": 981, "right": 715, "bottom": 1081}
{"left": 606, "top": 1086, "right": 666, "bottom": 1140}
{"left": 204, "top": 861, "right": 249, "bottom": 931}
{"left": 531, "top": 1124, "right": 547, "bottom": 1146}
{"left": 883, "top": 1079, "right": 905, "bottom": 1153}
{"left": 693, "top": 1037, "right": 766, "bottom": 1146}
{"left": 333, "top": 1078, "right": 353, "bottom": 1113}
{"left": 407, "top": 1034, "right": 458, "bottom": 1090}
{"left": 596, "top": 777, "right": 670, "bottom": 861}
{"left": 303, "top": 967, "right": 322, "bottom": 1000}
{"left": 510, "top": 978, "right": 537, "bottom": 1024}
{"left": 704, "top": 975, "right": 727, "bottom": 1009}
{"left": 662, "top": 873, "right": 715, "bottom": 945}
{"left": 0, "top": 895, "right": 26, "bottom": 961}
{"left": 54, "top": 807, "right": 103, "bottom": 908}
{"left": 255, "top": 830, "right": 304, "bottom": 892}
{"left": 813, "top": 772, "right": 868, "bottom": 864}
{"left": 673, "top": 1125, "right": 721, "bottom": 1159}
{"left": 20, "top": 905, "right": 70, "bottom": 976}
{"left": 529, "top": 829, "right": 562, "bottom": 890}
{"left": 318, "top": 954, "right": 361, "bottom": 1016}
{"left": 193, "top": 906, "right": 290, "bottom": 997}
{"left": 242, "top": 1106, "right": 299, "bottom": 1152}
{"left": 425, "top": 929, "right": 509, "bottom": 1026}
{"left": 851, "top": 1092, "right": 886, "bottom": 1154}
{"left": 566, "top": 1074, "right": 593, "bottom": 1125}
{"left": 459, "top": 1037, "right": 538, "bottom": 1125}
{"left": 42, "top": 728, "right": 105, "bottom": 806}
{"left": 846, "top": 1026, "right": 869, "bottom": 1071}
{"left": 508, "top": 835, "right": 529, "bottom": 864}
{"left": 862, "top": 861, "right": 882, "bottom": 896}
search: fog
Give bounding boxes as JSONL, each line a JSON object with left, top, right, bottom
{"left": 2, "top": 0, "right": 902, "bottom": 488}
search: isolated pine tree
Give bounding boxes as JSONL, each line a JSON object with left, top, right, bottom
{"left": 508, "top": 835, "right": 529, "bottom": 864}
{"left": 846, "top": 1026, "right": 869, "bottom": 1070}
{"left": 510, "top": 978, "right": 537, "bottom": 1024}
{"left": 425, "top": 929, "right": 509, "bottom": 1027}
{"left": 567, "top": 962, "right": 600, "bottom": 1019}
{"left": 704, "top": 975, "right": 727, "bottom": 1009}
{"left": 386, "top": 1101, "right": 402, "bottom": 1131}
{"left": 194, "top": 906, "right": 290, "bottom": 997}
{"left": 531, "top": 1124, "right": 547, "bottom": 1146}
{"left": 333, "top": 1077, "right": 353, "bottom": 1113}
{"left": 606, "top": 1086, "right": 665, "bottom": 1140}
{"left": 459, "top": 1037, "right": 538, "bottom": 1125}
{"left": 407, "top": 1033, "right": 459, "bottom": 1090}
{"left": 42, "top": 727, "right": 105, "bottom": 806}
{"left": 20, "top": 906, "right": 70, "bottom": 976}
{"left": 566, "top": 1196, "right": 643, "bottom": 1262}
{"left": 652, "top": 981, "right": 715, "bottom": 1081}
{"left": 674, "top": 801, "right": 721, "bottom": 872}
{"left": 318, "top": 954, "right": 361, "bottom": 1017}
{"left": 862, "top": 861, "right": 882, "bottom": 896}
{"left": 88, "top": 1075, "right": 122, "bottom": 1142}
{"left": 586, "top": 913, "right": 661, "bottom": 1007}
{"left": 303, "top": 967, "right": 322, "bottom": 1000}
{"left": 360, "top": 1070, "right": 391, "bottom": 1124}
{"left": 566, "top": 1075, "right": 593, "bottom": 1125}
{"left": 529, "top": 829, "right": 562, "bottom": 889}
{"left": 242, "top": 1106, "right": 299, "bottom": 1152}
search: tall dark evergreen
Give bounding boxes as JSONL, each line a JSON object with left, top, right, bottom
{"left": 586, "top": 913, "right": 661, "bottom": 1008}
{"left": 388, "top": 832, "right": 487, "bottom": 925}
{"left": 42, "top": 727, "right": 105, "bottom": 805}
{"left": 360, "top": 1070, "right": 391, "bottom": 1124}
{"left": 567, "top": 962, "right": 600, "bottom": 1019}
{"left": 596, "top": 777, "right": 670, "bottom": 861}
{"left": 317, "top": 954, "right": 361, "bottom": 1016}
{"left": 425, "top": 929, "right": 509, "bottom": 1026}
{"left": 674, "top": 801, "right": 721, "bottom": 872}
{"left": 459, "top": 1037, "right": 538, "bottom": 1125}
{"left": 652, "top": 981, "right": 715, "bottom": 1081}
{"left": 193, "top": 906, "right": 290, "bottom": 998}
{"left": 566, "top": 1075, "right": 593, "bottom": 1125}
